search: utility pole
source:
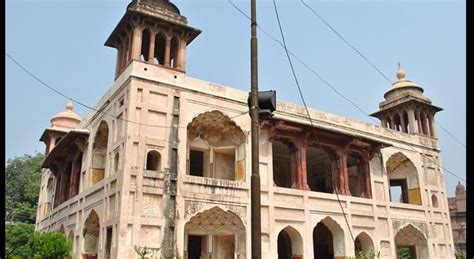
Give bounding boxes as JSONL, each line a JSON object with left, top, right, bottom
{"left": 250, "top": 0, "right": 261, "bottom": 258}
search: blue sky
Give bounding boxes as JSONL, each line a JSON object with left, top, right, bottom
{"left": 6, "top": 0, "right": 465, "bottom": 197}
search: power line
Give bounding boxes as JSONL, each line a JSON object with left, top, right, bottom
{"left": 299, "top": 0, "right": 466, "bottom": 149}
{"left": 6, "top": 52, "right": 249, "bottom": 129}
{"left": 272, "top": 0, "right": 356, "bottom": 243}
{"left": 227, "top": 1, "right": 466, "bottom": 184}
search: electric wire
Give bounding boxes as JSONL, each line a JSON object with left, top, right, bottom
{"left": 227, "top": 0, "right": 466, "bottom": 184}
{"left": 6, "top": 52, "right": 249, "bottom": 129}
{"left": 272, "top": 0, "right": 356, "bottom": 243}
{"left": 300, "top": 0, "right": 466, "bottom": 149}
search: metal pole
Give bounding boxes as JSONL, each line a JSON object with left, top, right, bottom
{"left": 250, "top": 0, "right": 261, "bottom": 258}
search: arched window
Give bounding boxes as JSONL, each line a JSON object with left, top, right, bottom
{"left": 386, "top": 152, "right": 421, "bottom": 205}
{"left": 146, "top": 151, "right": 161, "bottom": 171}
{"left": 347, "top": 152, "right": 364, "bottom": 198}
{"left": 307, "top": 147, "right": 335, "bottom": 193}
{"left": 91, "top": 121, "right": 109, "bottom": 186}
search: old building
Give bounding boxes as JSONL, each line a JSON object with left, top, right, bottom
{"left": 448, "top": 182, "right": 466, "bottom": 254}
{"left": 35, "top": 0, "right": 456, "bottom": 258}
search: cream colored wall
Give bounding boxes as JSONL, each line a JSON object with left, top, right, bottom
{"left": 36, "top": 61, "right": 454, "bottom": 259}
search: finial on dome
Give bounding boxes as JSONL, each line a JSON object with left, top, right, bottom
{"left": 66, "top": 100, "right": 74, "bottom": 111}
{"left": 396, "top": 62, "right": 406, "bottom": 80}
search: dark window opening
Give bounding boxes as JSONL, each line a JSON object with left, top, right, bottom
{"left": 307, "top": 147, "right": 334, "bottom": 193}
{"left": 313, "top": 222, "right": 334, "bottom": 259}
{"left": 190, "top": 150, "right": 204, "bottom": 177}
{"left": 105, "top": 227, "right": 113, "bottom": 259}
{"left": 277, "top": 230, "right": 292, "bottom": 259}
{"left": 146, "top": 151, "right": 161, "bottom": 171}
{"left": 397, "top": 246, "right": 417, "bottom": 259}
{"left": 187, "top": 235, "right": 203, "bottom": 259}
{"left": 272, "top": 141, "right": 292, "bottom": 188}
{"left": 390, "top": 179, "right": 408, "bottom": 203}
{"left": 347, "top": 152, "right": 363, "bottom": 198}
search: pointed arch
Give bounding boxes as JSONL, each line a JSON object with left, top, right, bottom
{"left": 313, "top": 216, "right": 345, "bottom": 257}
{"left": 395, "top": 223, "right": 429, "bottom": 258}
{"left": 58, "top": 224, "right": 65, "bottom": 234}
{"left": 83, "top": 210, "right": 100, "bottom": 256}
{"left": 91, "top": 121, "right": 109, "bottom": 186}
{"left": 277, "top": 225, "right": 303, "bottom": 259}
{"left": 184, "top": 206, "right": 245, "bottom": 259}
{"left": 354, "top": 231, "right": 374, "bottom": 255}
{"left": 187, "top": 111, "right": 246, "bottom": 181}
{"left": 386, "top": 152, "right": 421, "bottom": 205}
{"left": 431, "top": 194, "right": 439, "bottom": 208}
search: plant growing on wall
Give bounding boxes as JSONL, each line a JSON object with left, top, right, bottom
{"left": 351, "top": 249, "right": 381, "bottom": 259}
{"left": 134, "top": 246, "right": 153, "bottom": 259}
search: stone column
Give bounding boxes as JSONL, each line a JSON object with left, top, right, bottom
{"left": 407, "top": 109, "right": 416, "bottom": 133}
{"left": 115, "top": 45, "right": 122, "bottom": 76}
{"left": 416, "top": 110, "right": 423, "bottom": 134}
{"left": 148, "top": 31, "right": 156, "bottom": 64}
{"left": 420, "top": 112, "right": 428, "bottom": 135}
{"left": 294, "top": 140, "right": 308, "bottom": 190}
{"left": 428, "top": 114, "right": 437, "bottom": 138}
{"left": 288, "top": 144, "right": 298, "bottom": 189}
{"left": 389, "top": 115, "right": 396, "bottom": 130}
{"left": 164, "top": 36, "right": 171, "bottom": 67}
{"left": 132, "top": 26, "right": 143, "bottom": 60}
{"left": 207, "top": 234, "right": 213, "bottom": 259}
{"left": 177, "top": 39, "right": 187, "bottom": 71}
{"left": 380, "top": 116, "right": 387, "bottom": 128}
{"left": 361, "top": 154, "right": 372, "bottom": 198}
{"left": 336, "top": 149, "right": 350, "bottom": 195}
{"left": 399, "top": 112, "right": 407, "bottom": 133}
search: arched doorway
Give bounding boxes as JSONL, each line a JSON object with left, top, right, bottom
{"left": 386, "top": 152, "right": 421, "bottom": 205}
{"left": 313, "top": 217, "right": 345, "bottom": 259}
{"left": 184, "top": 207, "right": 245, "bottom": 259}
{"left": 277, "top": 226, "right": 303, "bottom": 259}
{"left": 354, "top": 232, "right": 374, "bottom": 256}
{"left": 83, "top": 210, "right": 100, "bottom": 259}
{"left": 395, "top": 224, "right": 429, "bottom": 259}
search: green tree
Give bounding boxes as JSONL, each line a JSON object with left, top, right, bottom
{"left": 28, "top": 232, "right": 72, "bottom": 259}
{"left": 5, "top": 153, "right": 44, "bottom": 223}
{"left": 5, "top": 222, "right": 35, "bottom": 258}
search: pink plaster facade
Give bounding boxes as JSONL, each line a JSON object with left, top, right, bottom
{"left": 35, "top": 1, "right": 455, "bottom": 258}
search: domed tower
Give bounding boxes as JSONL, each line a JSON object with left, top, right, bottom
{"left": 39, "top": 101, "right": 81, "bottom": 156}
{"left": 370, "top": 64, "right": 442, "bottom": 138}
{"left": 105, "top": 0, "right": 201, "bottom": 78}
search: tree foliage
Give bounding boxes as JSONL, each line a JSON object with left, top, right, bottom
{"left": 5, "top": 222, "right": 35, "bottom": 258}
{"left": 28, "top": 232, "right": 72, "bottom": 259}
{"left": 5, "top": 152, "right": 44, "bottom": 223}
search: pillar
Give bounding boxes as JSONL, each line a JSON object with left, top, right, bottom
{"left": 148, "top": 31, "right": 156, "bottom": 64}
{"left": 177, "top": 38, "right": 187, "bottom": 71}
{"left": 361, "top": 155, "right": 372, "bottom": 198}
{"left": 164, "top": 36, "right": 171, "bottom": 67}
{"left": 420, "top": 112, "right": 428, "bottom": 135}
{"left": 132, "top": 26, "right": 143, "bottom": 60}
{"left": 390, "top": 115, "right": 397, "bottom": 130}
{"left": 336, "top": 149, "right": 350, "bottom": 195}
{"left": 428, "top": 114, "right": 437, "bottom": 137}
{"left": 399, "top": 112, "right": 407, "bottom": 133}
{"left": 288, "top": 144, "right": 298, "bottom": 189}
{"left": 416, "top": 110, "right": 423, "bottom": 134}
{"left": 408, "top": 109, "right": 416, "bottom": 134}
{"left": 207, "top": 234, "right": 213, "bottom": 259}
{"left": 380, "top": 116, "right": 387, "bottom": 128}
{"left": 294, "top": 141, "right": 308, "bottom": 190}
{"left": 115, "top": 45, "right": 123, "bottom": 76}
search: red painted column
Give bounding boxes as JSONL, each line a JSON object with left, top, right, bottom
{"left": 288, "top": 144, "right": 298, "bottom": 189}
{"left": 336, "top": 149, "right": 350, "bottom": 195}
{"left": 297, "top": 143, "right": 308, "bottom": 190}
{"left": 361, "top": 155, "right": 372, "bottom": 198}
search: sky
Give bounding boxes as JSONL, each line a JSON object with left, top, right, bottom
{"left": 6, "top": 0, "right": 465, "bottom": 197}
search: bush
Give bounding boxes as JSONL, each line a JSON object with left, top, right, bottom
{"left": 28, "top": 232, "right": 72, "bottom": 259}
{"left": 5, "top": 222, "right": 35, "bottom": 258}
